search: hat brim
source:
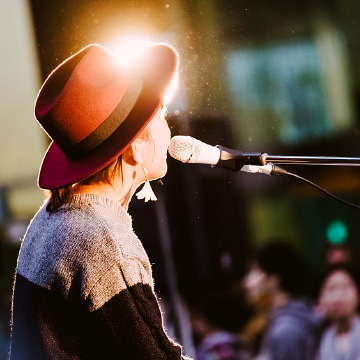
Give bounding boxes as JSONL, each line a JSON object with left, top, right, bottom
{"left": 38, "top": 44, "right": 178, "bottom": 190}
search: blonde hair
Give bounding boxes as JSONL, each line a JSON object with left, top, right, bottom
{"left": 46, "top": 156, "right": 123, "bottom": 213}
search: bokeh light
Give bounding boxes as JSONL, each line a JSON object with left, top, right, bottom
{"left": 326, "top": 219, "right": 348, "bottom": 245}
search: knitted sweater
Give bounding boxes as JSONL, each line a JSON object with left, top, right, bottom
{"left": 10, "top": 194, "right": 190, "bottom": 359}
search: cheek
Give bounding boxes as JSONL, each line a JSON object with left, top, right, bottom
{"left": 157, "top": 122, "right": 171, "bottom": 157}
{"left": 322, "top": 290, "right": 358, "bottom": 316}
{"left": 161, "top": 122, "right": 171, "bottom": 146}
{"left": 347, "top": 291, "right": 359, "bottom": 311}
{"left": 147, "top": 135, "right": 169, "bottom": 179}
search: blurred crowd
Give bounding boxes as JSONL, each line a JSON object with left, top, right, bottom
{"left": 190, "top": 241, "right": 360, "bottom": 360}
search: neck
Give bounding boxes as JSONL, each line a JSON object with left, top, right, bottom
{"left": 336, "top": 315, "right": 355, "bottom": 334}
{"left": 271, "top": 289, "right": 291, "bottom": 310}
{"left": 73, "top": 163, "right": 145, "bottom": 211}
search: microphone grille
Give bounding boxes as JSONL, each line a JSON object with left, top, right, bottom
{"left": 168, "top": 136, "right": 200, "bottom": 163}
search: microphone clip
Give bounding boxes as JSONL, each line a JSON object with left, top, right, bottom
{"left": 214, "top": 145, "right": 267, "bottom": 171}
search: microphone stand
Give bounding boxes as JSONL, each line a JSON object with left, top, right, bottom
{"left": 264, "top": 155, "right": 360, "bottom": 166}
{"left": 215, "top": 146, "right": 360, "bottom": 170}
{"left": 215, "top": 146, "right": 360, "bottom": 209}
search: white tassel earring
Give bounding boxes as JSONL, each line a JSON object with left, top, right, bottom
{"left": 136, "top": 165, "right": 157, "bottom": 202}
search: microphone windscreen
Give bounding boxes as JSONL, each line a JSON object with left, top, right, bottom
{"left": 168, "top": 136, "right": 220, "bottom": 165}
{"left": 168, "top": 136, "right": 200, "bottom": 163}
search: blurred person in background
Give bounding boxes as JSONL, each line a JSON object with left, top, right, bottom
{"left": 189, "top": 290, "right": 250, "bottom": 360}
{"left": 320, "top": 242, "right": 357, "bottom": 270}
{"left": 9, "top": 42, "right": 192, "bottom": 359}
{"left": 242, "top": 241, "right": 321, "bottom": 360}
{"left": 325, "top": 244, "right": 353, "bottom": 265}
{"left": 314, "top": 263, "right": 360, "bottom": 360}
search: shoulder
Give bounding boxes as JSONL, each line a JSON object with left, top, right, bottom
{"left": 24, "top": 197, "right": 143, "bottom": 261}
{"left": 20, "top": 201, "right": 120, "bottom": 263}
{"left": 264, "top": 322, "right": 310, "bottom": 360}
{"left": 267, "top": 311, "right": 316, "bottom": 344}
{"left": 18, "top": 198, "right": 151, "bottom": 302}
{"left": 268, "top": 320, "right": 305, "bottom": 343}
{"left": 316, "top": 326, "right": 336, "bottom": 359}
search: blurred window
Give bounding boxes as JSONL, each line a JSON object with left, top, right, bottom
{"left": 226, "top": 33, "right": 354, "bottom": 147}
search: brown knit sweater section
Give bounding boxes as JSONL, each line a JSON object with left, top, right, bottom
{"left": 10, "top": 194, "right": 191, "bottom": 359}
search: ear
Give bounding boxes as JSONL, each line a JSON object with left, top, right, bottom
{"left": 123, "top": 137, "right": 147, "bottom": 166}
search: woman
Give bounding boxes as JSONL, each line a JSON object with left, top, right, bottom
{"left": 10, "top": 43, "right": 191, "bottom": 359}
{"left": 315, "top": 263, "right": 360, "bottom": 360}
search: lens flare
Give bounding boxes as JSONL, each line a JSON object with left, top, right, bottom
{"left": 105, "top": 34, "right": 178, "bottom": 104}
{"left": 105, "top": 34, "right": 154, "bottom": 67}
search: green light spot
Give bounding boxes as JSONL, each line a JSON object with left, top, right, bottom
{"left": 326, "top": 220, "right": 347, "bottom": 244}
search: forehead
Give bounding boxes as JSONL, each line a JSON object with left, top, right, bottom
{"left": 323, "top": 270, "right": 355, "bottom": 288}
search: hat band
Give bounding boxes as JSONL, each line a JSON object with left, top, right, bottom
{"left": 64, "top": 74, "right": 144, "bottom": 160}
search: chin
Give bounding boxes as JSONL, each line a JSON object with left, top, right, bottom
{"left": 159, "top": 161, "right": 168, "bottom": 177}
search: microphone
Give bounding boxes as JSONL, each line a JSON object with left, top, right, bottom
{"left": 168, "top": 136, "right": 274, "bottom": 173}
{"left": 168, "top": 136, "right": 221, "bottom": 165}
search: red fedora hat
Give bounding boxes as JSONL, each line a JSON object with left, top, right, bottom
{"left": 35, "top": 43, "right": 178, "bottom": 189}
